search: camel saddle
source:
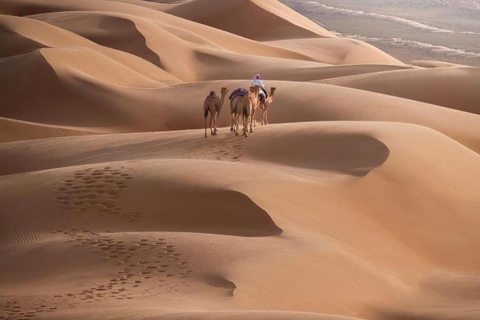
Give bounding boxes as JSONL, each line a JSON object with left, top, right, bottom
{"left": 229, "top": 88, "right": 249, "bottom": 100}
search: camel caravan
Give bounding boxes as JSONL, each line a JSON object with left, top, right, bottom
{"left": 203, "top": 75, "right": 276, "bottom": 138}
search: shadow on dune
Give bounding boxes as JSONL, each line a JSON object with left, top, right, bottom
{"left": 0, "top": 50, "right": 126, "bottom": 126}
{"left": 246, "top": 130, "right": 390, "bottom": 177}
{"left": 310, "top": 134, "right": 390, "bottom": 176}
{"left": 30, "top": 12, "right": 163, "bottom": 68}
{"left": 202, "top": 274, "right": 237, "bottom": 297}
{"left": 0, "top": 31, "right": 45, "bottom": 58}
{"left": 375, "top": 312, "right": 439, "bottom": 320}
{"left": 135, "top": 187, "right": 284, "bottom": 237}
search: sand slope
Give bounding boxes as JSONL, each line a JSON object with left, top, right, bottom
{"left": 0, "top": 117, "right": 95, "bottom": 143}
{"left": 0, "top": 0, "right": 405, "bottom": 65}
{"left": 1, "top": 0, "right": 480, "bottom": 319}
{"left": 1, "top": 123, "right": 479, "bottom": 320}
{"left": 0, "top": 14, "right": 181, "bottom": 84}
{"left": 165, "top": 0, "right": 334, "bottom": 41}
{"left": 320, "top": 67, "right": 480, "bottom": 115}
{"left": 267, "top": 38, "right": 404, "bottom": 65}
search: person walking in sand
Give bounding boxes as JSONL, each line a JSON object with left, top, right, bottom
{"left": 252, "top": 74, "right": 267, "bottom": 103}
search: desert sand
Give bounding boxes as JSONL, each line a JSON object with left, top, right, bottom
{"left": 1, "top": 0, "right": 480, "bottom": 320}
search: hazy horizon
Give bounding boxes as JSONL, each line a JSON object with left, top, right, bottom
{"left": 280, "top": 0, "right": 480, "bottom": 66}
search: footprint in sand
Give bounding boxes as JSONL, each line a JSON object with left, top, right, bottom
{"left": 54, "top": 165, "right": 141, "bottom": 222}
{"left": 44, "top": 230, "right": 194, "bottom": 309}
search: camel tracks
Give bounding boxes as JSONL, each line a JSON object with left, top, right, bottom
{"left": 185, "top": 134, "right": 245, "bottom": 163}
{"left": 54, "top": 165, "right": 140, "bottom": 223}
{"left": 1, "top": 165, "right": 195, "bottom": 319}
{"left": 0, "top": 231, "right": 194, "bottom": 319}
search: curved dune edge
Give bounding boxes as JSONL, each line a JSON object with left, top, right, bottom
{"left": 0, "top": 117, "right": 98, "bottom": 142}
{"left": 412, "top": 60, "right": 469, "bottom": 68}
{"left": 165, "top": 0, "right": 334, "bottom": 41}
{"left": 1, "top": 76, "right": 479, "bottom": 152}
{"left": 26, "top": 9, "right": 318, "bottom": 64}
{"left": 0, "top": 159, "right": 283, "bottom": 238}
{"left": 0, "top": 0, "right": 402, "bottom": 65}
{"left": 267, "top": 38, "right": 404, "bottom": 65}
{"left": 0, "top": 121, "right": 479, "bottom": 319}
{"left": 0, "top": 49, "right": 161, "bottom": 128}
{"left": 0, "top": 14, "right": 182, "bottom": 84}
{"left": 32, "top": 11, "right": 164, "bottom": 67}
{"left": 319, "top": 67, "right": 480, "bottom": 115}
{"left": 242, "top": 124, "right": 390, "bottom": 176}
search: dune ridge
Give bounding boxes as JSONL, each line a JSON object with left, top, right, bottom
{"left": 1, "top": 122, "right": 480, "bottom": 320}
{"left": 320, "top": 67, "right": 480, "bottom": 115}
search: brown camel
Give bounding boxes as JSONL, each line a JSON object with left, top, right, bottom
{"left": 259, "top": 87, "right": 276, "bottom": 125}
{"left": 248, "top": 86, "right": 260, "bottom": 133}
{"left": 231, "top": 86, "right": 259, "bottom": 137}
{"left": 204, "top": 87, "right": 228, "bottom": 137}
{"left": 229, "top": 88, "right": 254, "bottom": 133}
{"left": 249, "top": 85, "right": 267, "bottom": 131}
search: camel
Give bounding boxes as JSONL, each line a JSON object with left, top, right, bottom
{"left": 204, "top": 87, "right": 228, "bottom": 137}
{"left": 248, "top": 86, "right": 260, "bottom": 133}
{"left": 255, "top": 87, "right": 276, "bottom": 126}
{"left": 231, "top": 86, "right": 259, "bottom": 137}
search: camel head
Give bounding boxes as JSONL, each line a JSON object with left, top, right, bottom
{"left": 265, "top": 87, "right": 276, "bottom": 104}
{"left": 221, "top": 87, "right": 229, "bottom": 96}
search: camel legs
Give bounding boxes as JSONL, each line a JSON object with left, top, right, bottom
{"left": 209, "top": 113, "right": 215, "bottom": 135}
{"left": 249, "top": 108, "right": 256, "bottom": 133}
{"left": 261, "top": 107, "right": 268, "bottom": 125}
{"left": 234, "top": 114, "right": 240, "bottom": 136}
{"left": 204, "top": 113, "right": 208, "bottom": 137}
{"left": 243, "top": 114, "right": 249, "bottom": 137}
{"left": 214, "top": 111, "right": 219, "bottom": 134}
{"left": 230, "top": 113, "right": 235, "bottom": 132}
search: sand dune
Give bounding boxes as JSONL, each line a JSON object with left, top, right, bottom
{"left": 0, "top": 117, "right": 95, "bottom": 143}
{"left": 0, "top": 49, "right": 163, "bottom": 128}
{"left": 1, "top": 0, "right": 479, "bottom": 319}
{"left": 1, "top": 0, "right": 405, "bottom": 66}
{"left": 0, "top": 14, "right": 181, "bottom": 84}
{"left": 320, "top": 67, "right": 480, "bottom": 115}
{"left": 1, "top": 122, "right": 479, "bottom": 320}
{"left": 32, "top": 11, "right": 168, "bottom": 67}
{"left": 267, "top": 38, "right": 404, "bottom": 65}
{"left": 28, "top": 11, "right": 321, "bottom": 82}
{"left": 2, "top": 74, "right": 480, "bottom": 150}
{"left": 412, "top": 60, "right": 468, "bottom": 68}
{"left": 165, "top": 0, "right": 334, "bottom": 41}
{"left": 142, "top": 80, "right": 480, "bottom": 152}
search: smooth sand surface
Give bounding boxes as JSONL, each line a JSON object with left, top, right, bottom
{"left": 1, "top": 1, "right": 479, "bottom": 320}
{"left": 319, "top": 67, "right": 480, "bottom": 115}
